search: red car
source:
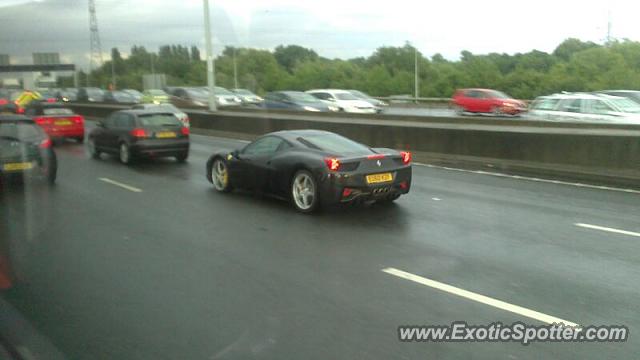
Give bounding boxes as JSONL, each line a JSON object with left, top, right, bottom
{"left": 452, "top": 88, "right": 527, "bottom": 115}
{"left": 24, "top": 102, "right": 85, "bottom": 143}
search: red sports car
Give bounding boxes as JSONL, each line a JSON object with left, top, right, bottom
{"left": 25, "top": 102, "right": 85, "bottom": 143}
{"left": 452, "top": 88, "right": 527, "bottom": 116}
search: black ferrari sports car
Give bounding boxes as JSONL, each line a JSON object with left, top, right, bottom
{"left": 206, "top": 130, "right": 412, "bottom": 213}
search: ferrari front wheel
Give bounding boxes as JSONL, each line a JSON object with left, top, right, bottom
{"left": 211, "top": 158, "right": 232, "bottom": 192}
{"left": 291, "top": 170, "right": 319, "bottom": 213}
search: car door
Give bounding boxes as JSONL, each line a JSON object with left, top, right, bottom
{"left": 93, "top": 114, "right": 116, "bottom": 151}
{"left": 236, "top": 136, "right": 285, "bottom": 192}
{"left": 460, "top": 90, "right": 478, "bottom": 112}
{"left": 554, "top": 99, "right": 583, "bottom": 122}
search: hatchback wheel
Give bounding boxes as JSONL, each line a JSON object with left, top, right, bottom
{"left": 88, "top": 138, "right": 100, "bottom": 159}
{"left": 119, "top": 143, "right": 132, "bottom": 164}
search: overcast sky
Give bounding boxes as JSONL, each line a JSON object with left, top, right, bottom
{"left": 0, "top": 0, "right": 636, "bottom": 68}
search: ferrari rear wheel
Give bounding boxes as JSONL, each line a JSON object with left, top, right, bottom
{"left": 291, "top": 170, "right": 318, "bottom": 213}
{"left": 211, "top": 158, "right": 232, "bottom": 192}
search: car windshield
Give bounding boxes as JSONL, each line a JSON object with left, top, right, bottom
{"left": 43, "top": 108, "right": 74, "bottom": 115}
{"left": 138, "top": 113, "right": 182, "bottom": 127}
{"left": 147, "top": 90, "right": 166, "bottom": 96}
{"left": 300, "top": 133, "right": 372, "bottom": 154}
{"left": 234, "top": 89, "right": 253, "bottom": 95}
{"left": 349, "top": 90, "right": 368, "bottom": 98}
{"left": 609, "top": 98, "right": 640, "bottom": 113}
{"left": 214, "top": 87, "right": 234, "bottom": 96}
{"left": 488, "top": 90, "right": 512, "bottom": 99}
{"left": 335, "top": 92, "right": 359, "bottom": 100}
{"left": 284, "top": 92, "right": 317, "bottom": 103}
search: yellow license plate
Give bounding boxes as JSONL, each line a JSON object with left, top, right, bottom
{"left": 3, "top": 162, "right": 33, "bottom": 171}
{"left": 55, "top": 120, "right": 72, "bottom": 126}
{"left": 156, "top": 131, "right": 176, "bottom": 138}
{"left": 366, "top": 172, "right": 393, "bottom": 184}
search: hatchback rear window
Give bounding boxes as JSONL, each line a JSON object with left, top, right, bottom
{"left": 43, "top": 108, "right": 74, "bottom": 116}
{"left": 138, "top": 114, "right": 182, "bottom": 127}
{"left": 0, "top": 122, "right": 42, "bottom": 139}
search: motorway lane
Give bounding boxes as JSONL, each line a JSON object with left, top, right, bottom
{"left": 0, "top": 133, "right": 639, "bottom": 359}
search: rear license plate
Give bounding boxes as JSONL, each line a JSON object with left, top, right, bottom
{"left": 156, "top": 131, "right": 177, "bottom": 138}
{"left": 366, "top": 172, "right": 393, "bottom": 184}
{"left": 55, "top": 120, "right": 72, "bottom": 126}
{"left": 3, "top": 162, "right": 33, "bottom": 171}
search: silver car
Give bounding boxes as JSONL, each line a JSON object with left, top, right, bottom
{"left": 526, "top": 93, "right": 640, "bottom": 124}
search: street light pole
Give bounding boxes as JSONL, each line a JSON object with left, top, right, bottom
{"left": 414, "top": 47, "right": 419, "bottom": 103}
{"left": 203, "top": 0, "right": 217, "bottom": 111}
{"left": 111, "top": 56, "right": 117, "bottom": 90}
{"left": 233, "top": 47, "right": 238, "bottom": 90}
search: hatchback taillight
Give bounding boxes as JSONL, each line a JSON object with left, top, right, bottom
{"left": 39, "top": 137, "right": 52, "bottom": 149}
{"left": 72, "top": 115, "right": 84, "bottom": 124}
{"left": 130, "top": 128, "right": 148, "bottom": 138}
{"left": 181, "top": 127, "right": 190, "bottom": 136}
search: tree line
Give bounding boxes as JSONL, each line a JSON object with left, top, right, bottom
{"left": 60, "top": 38, "right": 640, "bottom": 100}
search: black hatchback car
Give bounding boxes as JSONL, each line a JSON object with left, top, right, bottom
{"left": 0, "top": 114, "right": 57, "bottom": 185}
{"left": 87, "top": 110, "right": 190, "bottom": 164}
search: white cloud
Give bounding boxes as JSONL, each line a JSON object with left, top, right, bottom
{"left": 1, "top": 0, "right": 639, "bottom": 68}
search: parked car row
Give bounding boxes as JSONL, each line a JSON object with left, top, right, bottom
{"left": 262, "top": 89, "right": 385, "bottom": 113}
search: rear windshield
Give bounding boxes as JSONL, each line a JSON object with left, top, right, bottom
{"left": 138, "top": 113, "right": 182, "bottom": 127}
{"left": 300, "top": 133, "right": 371, "bottom": 154}
{"left": 43, "top": 108, "right": 74, "bottom": 116}
{"left": 0, "top": 122, "right": 42, "bottom": 140}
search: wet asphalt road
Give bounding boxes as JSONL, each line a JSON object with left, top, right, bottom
{"left": 1, "top": 130, "right": 639, "bottom": 359}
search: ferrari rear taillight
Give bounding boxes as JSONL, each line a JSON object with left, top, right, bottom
{"left": 130, "top": 128, "right": 148, "bottom": 138}
{"left": 324, "top": 157, "right": 341, "bottom": 171}
{"left": 400, "top": 151, "right": 412, "bottom": 165}
{"left": 39, "top": 137, "right": 52, "bottom": 149}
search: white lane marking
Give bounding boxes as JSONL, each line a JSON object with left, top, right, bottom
{"left": 98, "top": 178, "right": 143, "bottom": 193}
{"left": 575, "top": 223, "right": 640, "bottom": 238}
{"left": 413, "top": 163, "right": 640, "bottom": 195}
{"left": 432, "top": 197, "right": 441, "bottom": 201}
{"left": 382, "top": 267, "right": 580, "bottom": 327}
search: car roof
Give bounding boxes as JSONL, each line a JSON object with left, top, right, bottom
{"left": 0, "top": 114, "right": 33, "bottom": 122}
{"left": 537, "top": 92, "right": 626, "bottom": 101}
{"left": 306, "top": 89, "right": 351, "bottom": 94}
{"left": 116, "top": 109, "right": 174, "bottom": 115}
{"left": 268, "top": 129, "right": 334, "bottom": 141}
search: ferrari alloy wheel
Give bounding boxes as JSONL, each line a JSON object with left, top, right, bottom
{"left": 291, "top": 170, "right": 318, "bottom": 213}
{"left": 211, "top": 158, "right": 231, "bottom": 192}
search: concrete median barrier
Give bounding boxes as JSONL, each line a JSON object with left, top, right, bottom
{"left": 68, "top": 103, "right": 640, "bottom": 188}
